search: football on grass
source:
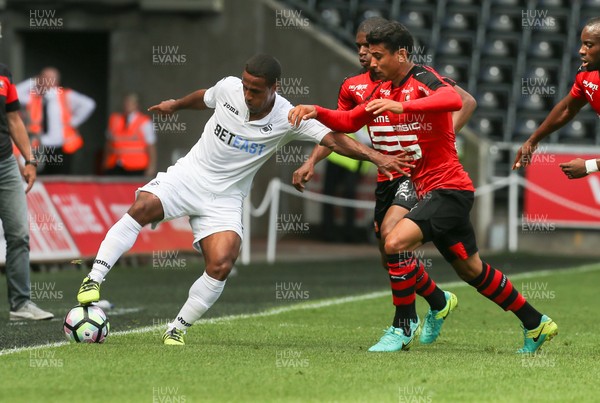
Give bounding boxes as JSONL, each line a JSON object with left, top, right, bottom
{"left": 64, "top": 305, "right": 110, "bottom": 343}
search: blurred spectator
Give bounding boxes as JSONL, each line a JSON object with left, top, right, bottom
{"left": 104, "top": 93, "right": 156, "bottom": 177}
{"left": 0, "top": 63, "right": 53, "bottom": 320}
{"left": 321, "top": 126, "right": 371, "bottom": 242}
{"left": 16, "top": 66, "right": 96, "bottom": 175}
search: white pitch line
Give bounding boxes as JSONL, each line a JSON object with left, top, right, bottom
{"left": 1, "top": 262, "right": 599, "bottom": 357}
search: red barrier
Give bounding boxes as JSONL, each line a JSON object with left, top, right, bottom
{"left": 524, "top": 153, "right": 600, "bottom": 227}
{"left": 44, "top": 181, "right": 195, "bottom": 257}
{"left": 0, "top": 180, "right": 194, "bottom": 264}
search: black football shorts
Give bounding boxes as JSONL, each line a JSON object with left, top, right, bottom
{"left": 373, "top": 176, "right": 418, "bottom": 238}
{"left": 405, "top": 189, "right": 478, "bottom": 262}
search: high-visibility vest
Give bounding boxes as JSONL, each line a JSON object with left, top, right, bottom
{"left": 26, "top": 88, "right": 83, "bottom": 154}
{"left": 326, "top": 132, "right": 372, "bottom": 174}
{"left": 105, "top": 112, "right": 151, "bottom": 171}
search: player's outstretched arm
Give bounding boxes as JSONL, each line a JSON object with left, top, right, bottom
{"left": 320, "top": 131, "right": 414, "bottom": 180}
{"left": 289, "top": 104, "right": 372, "bottom": 133}
{"left": 366, "top": 85, "right": 462, "bottom": 115}
{"left": 148, "top": 89, "right": 208, "bottom": 114}
{"left": 513, "top": 94, "right": 587, "bottom": 169}
{"left": 453, "top": 85, "right": 477, "bottom": 133}
{"left": 292, "top": 144, "right": 332, "bottom": 192}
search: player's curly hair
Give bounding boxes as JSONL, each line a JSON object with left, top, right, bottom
{"left": 245, "top": 54, "right": 281, "bottom": 87}
{"left": 585, "top": 16, "right": 600, "bottom": 31}
{"left": 367, "top": 20, "right": 414, "bottom": 55}
{"left": 357, "top": 16, "right": 388, "bottom": 35}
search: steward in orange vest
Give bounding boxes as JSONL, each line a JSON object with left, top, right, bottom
{"left": 27, "top": 88, "right": 83, "bottom": 154}
{"left": 105, "top": 111, "right": 152, "bottom": 171}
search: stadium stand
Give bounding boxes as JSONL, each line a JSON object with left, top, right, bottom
{"left": 280, "top": 0, "right": 600, "bottom": 145}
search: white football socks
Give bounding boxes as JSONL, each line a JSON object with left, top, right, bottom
{"left": 171, "top": 272, "right": 226, "bottom": 331}
{"left": 88, "top": 213, "right": 142, "bottom": 283}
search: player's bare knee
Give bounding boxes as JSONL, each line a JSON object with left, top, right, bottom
{"left": 452, "top": 260, "right": 480, "bottom": 282}
{"left": 128, "top": 194, "right": 162, "bottom": 226}
{"left": 205, "top": 258, "right": 235, "bottom": 281}
{"left": 384, "top": 236, "right": 405, "bottom": 254}
{"left": 380, "top": 226, "right": 392, "bottom": 242}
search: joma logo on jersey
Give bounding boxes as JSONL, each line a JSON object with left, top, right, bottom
{"left": 223, "top": 102, "right": 239, "bottom": 115}
{"left": 372, "top": 115, "right": 390, "bottom": 123}
{"left": 214, "top": 123, "right": 266, "bottom": 155}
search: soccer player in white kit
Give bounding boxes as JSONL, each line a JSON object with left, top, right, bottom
{"left": 76, "top": 54, "right": 413, "bottom": 345}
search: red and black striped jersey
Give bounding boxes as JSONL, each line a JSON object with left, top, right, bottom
{"left": 337, "top": 70, "right": 382, "bottom": 111}
{"left": 0, "top": 63, "right": 21, "bottom": 161}
{"left": 570, "top": 66, "right": 600, "bottom": 115}
{"left": 316, "top": 64, "right": 474, "bottom": 196}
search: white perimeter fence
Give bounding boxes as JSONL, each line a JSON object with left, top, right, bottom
{"left": 241, "top": 137, "right": 600, "bottom": 265}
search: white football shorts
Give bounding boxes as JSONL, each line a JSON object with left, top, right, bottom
{"left": 137, "top": 165, "right": 244, "bottom": 251}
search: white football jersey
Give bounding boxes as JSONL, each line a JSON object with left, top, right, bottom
{"left": 175, "top": 76, "right": 330, "bottom": 196}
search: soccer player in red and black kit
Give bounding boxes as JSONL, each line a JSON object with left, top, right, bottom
{"left": 514, "top": 17, "right": 600, "bottom": 179}
{"left": 293, "top": 17, "right": 477, "bottom": 348}
{"left": 290, "top": 21, "right": 557, "bottom": 353}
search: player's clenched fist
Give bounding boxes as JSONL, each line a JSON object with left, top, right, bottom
{"left": 288, "top": 105, "right": 317, "bottom": 127}
{"left": 148, "top": 99, "right": 178, "bottom": 114}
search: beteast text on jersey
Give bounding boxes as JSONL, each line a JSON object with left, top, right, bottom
{"left": 214, "top": 123, "right": 266, "bottom": 155}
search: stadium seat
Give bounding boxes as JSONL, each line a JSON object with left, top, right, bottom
{"left": 447, "top": 0, "right": 478, "bottom": 4}
{"left": 480, "top": 65, "right": 504, "bottom": 84}
{"left": 403, "top": 0, "right": 436, "bottom": 4}
{"left": 528, "top": 38, "right": 561, "bottom": 59}
{"left": 524, "top": 65, "right": 559, "bottom": 86}
{"left": 357, "top": 0, "right": 389, "bottom": 21}
{"left": 317, "top": 0, "right": 353, "bottom": 27}
{"left": 398, "top": 10, "right": 431, "bottom": 30}
{"left": 479, "top": 62, "right": 514, "bottom": 84}
{"left": 477, "top": 89, "right": 511, "bottom": 110}
{"left": 514, "top": 117, "right": 542, "bottom": 140}
{"left": 488, "top": 13, "right": 517, "bottom": 32}
{"left": 320, "top": 8, "right": 342, "bottom": 27}
{"left": 538, "top": 0, "right": 570, "bottom": 8}
{"left": 469, "top": 113, "right": 506, "bottom": 140}
{"left": 436, "top": 63, "right": 467, "bottom": 83}
{"left": 482, "top": 38, "right": 510, "bottom": 58}
{"left": 518, "top": 93, "right": 549, "bottom": 111}
{"left": 437, "top": 36, "right": 473, "bottom": 57}
{"left": 435, "top": 56, "right": 470, "bottom": 82}
{"left": 490, "top": 0, "right": 525, "bottom": 6}
{"left": 559, "top": 119, "right": 595, "bottom": 143}
{"left": 443, "top": 12, "right": 477, "bottom": 31}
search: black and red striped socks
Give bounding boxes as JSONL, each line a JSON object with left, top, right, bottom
{"left": 468, "top": 261, "right": 542, "bottom": 330}
{"left": 387, "top": 252, "right": 418, "bottom": 335}
{"left": 415, "top": 260, "right": 447, "bottom": 311}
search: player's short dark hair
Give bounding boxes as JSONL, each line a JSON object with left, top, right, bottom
{"left": 367, "top": 21, "right": 414, "bottom": 55}
{"left": 245, "top": 54, "right": 281, "bottom": 87}
{"left": 357, "top": 17, "right": 388, "bottom": 35}
{"left": 584, "top": 16, "right": 600, "bottom": 31}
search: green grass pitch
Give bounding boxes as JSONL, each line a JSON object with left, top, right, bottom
{"left": 1, "top": 254, "right": 600, "bottom": 402}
